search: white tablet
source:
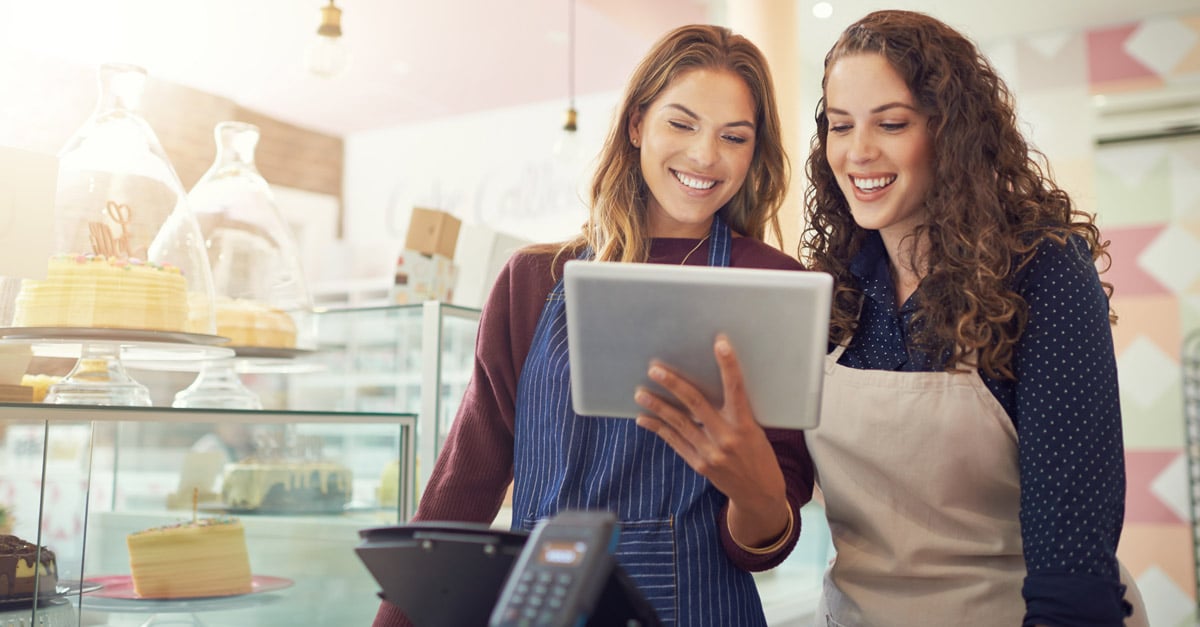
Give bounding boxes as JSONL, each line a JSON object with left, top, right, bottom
{"left": 563, "top": 260, "right": 832, "bottom": 430}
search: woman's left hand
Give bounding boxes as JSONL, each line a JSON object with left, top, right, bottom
{"left": 634, "top": 334, "right": 790, "bottom": 546}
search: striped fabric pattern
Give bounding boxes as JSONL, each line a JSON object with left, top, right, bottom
{"left": 511, "top": 217, "right": 767, "bottom": 626}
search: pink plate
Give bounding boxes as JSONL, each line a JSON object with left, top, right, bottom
{"left": 84, "top": 574, "right": 293, "bottom": 600}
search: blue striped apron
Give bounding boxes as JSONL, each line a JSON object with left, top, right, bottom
{"left": 512, "top": 216, "right": 768, "bottom": 626}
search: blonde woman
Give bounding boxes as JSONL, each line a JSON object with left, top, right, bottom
{"left": 373, "top": 24, "right": 812, "bottom": 627}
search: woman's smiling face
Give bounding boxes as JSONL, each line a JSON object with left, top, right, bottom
{"left": 824, "top": 53, "right": 934, "bottom": 244}
{"left": 630, "top": 68, "right": 757, "bottom": 238}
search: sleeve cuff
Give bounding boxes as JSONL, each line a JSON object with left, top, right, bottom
{"left": 1022, "top": 570, "right": 1128, "bottom": 627}
{"left": 729, "top": 502, "right": 795, "bottom": 555}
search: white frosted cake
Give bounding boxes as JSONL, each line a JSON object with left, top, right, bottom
{"left": 222, "top": 460, "right": 351, "bottom": 514}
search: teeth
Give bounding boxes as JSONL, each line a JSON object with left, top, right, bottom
{"left": 674, "top": 171, "right": 716, "bottom": 190}
{"left": 853, "top": 175, "right": 896, "bottom": 191}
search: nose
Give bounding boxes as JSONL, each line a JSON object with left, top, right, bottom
{"left": 847, "top": 129, "right": 877, "bottom": 164}
{"left": 687, "top": 132, "right": 719, "bottom": 167}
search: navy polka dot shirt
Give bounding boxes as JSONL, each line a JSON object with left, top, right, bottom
{"left": 836, "top": 231, "right": 1128, "bottom": 626}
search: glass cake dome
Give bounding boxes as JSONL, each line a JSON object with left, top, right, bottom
{"left": 48, "top": 62, "right": 216, "bottom": 335}
{"left": 187, "top": 121, "right": 313, "bottom": 351}
{"left": 20, "top": 63, "right": 227, "bottom": 407}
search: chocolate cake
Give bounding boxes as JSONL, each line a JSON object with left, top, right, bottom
{"left": 0, "top": 535, "right": 58, "bottom": 600}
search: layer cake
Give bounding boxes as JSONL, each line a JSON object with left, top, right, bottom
{"left": 126, "top": 516, "right": 251, "bottom": 598}
{"left": 12, "top": 254, "right": 188, "bottom": 332}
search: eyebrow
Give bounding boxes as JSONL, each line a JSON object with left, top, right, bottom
{"left": 664, "top": 103, "right": 755, "bottom": 129}
{"left": 826, "top": 102, "right": 918, "bottom": 115}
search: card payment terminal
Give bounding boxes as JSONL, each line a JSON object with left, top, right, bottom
{"left": 489, "top": 510, "right": 619, "bottom": 626}
{"left": 356, "top": 510, "right": 661, "bottom": 627}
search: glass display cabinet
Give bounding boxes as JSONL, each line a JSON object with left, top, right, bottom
{"left": 0, "top": 403, "right": 414, "bottom": 626}
{"left": 0, "top": 301, "right": 831, "bottom": 626}
{"left": 282, "top": 301, "right": 481, "bottom": 493}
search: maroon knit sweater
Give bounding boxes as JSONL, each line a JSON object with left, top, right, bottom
{"left": 373, "top": 236, "right": 815, "bottom": 626}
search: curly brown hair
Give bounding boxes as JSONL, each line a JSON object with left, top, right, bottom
{"left": 801, "top": 10, "right": 1114, "bottom": 379}
{"left": 550, "top": 23, "right": 788, "bottom": 265}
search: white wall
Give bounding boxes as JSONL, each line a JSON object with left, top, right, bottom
{"left": 342, "top": 91, "right": 621, "bottom": 285}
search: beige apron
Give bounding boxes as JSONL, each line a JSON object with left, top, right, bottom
{"left": 807, "top": 346, "right": 1146, "bottom": 627}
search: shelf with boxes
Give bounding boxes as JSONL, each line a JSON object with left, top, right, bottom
{"left": 0, "top": 403, "right": 416, "bottom": 626}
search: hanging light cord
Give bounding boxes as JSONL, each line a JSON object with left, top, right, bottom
{"left": 569, "top": 0, "right": 575, "bottom": 111}
{"left": 564, "top": 0, "right": 578, "bottom": 131}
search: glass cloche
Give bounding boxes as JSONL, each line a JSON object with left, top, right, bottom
{"left": 12, "top": 62, "right": 216, "bottom": 336}
{"left": 187, "top": 121, "right": 313, "bottom": 352}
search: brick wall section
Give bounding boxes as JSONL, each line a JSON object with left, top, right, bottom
{"left": 1, "top": 54, "right": 343, "bottom": 233}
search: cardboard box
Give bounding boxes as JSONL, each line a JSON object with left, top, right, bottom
{"left": 404, "top": 207, "right": 461, "bottom": 259}
{"left": 393, "top": 249, "right": 458, "bottom": 304}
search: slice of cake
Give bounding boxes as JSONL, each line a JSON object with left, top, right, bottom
{"left": 126, "top": 517, "right": 252, "bottom": 598}
{"left": 0, "top": 535, "right": 58, "bottom": 600}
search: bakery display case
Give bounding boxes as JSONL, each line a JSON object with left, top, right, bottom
{"left": 283, "top": 301, "right": 481, "bottom": 493}
{"left": 0, "top": 300, "right": 832, "bottom": 626}
{"left": 0, "top": 403, "right": 415, "bottom": 626}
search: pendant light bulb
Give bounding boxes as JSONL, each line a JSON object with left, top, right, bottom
{"left": 305, "top": 0, "right": 349, "bottom": 78}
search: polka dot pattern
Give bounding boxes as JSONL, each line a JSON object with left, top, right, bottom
{"left": 836, "top": 232, "right": 1126, "bottom": 619}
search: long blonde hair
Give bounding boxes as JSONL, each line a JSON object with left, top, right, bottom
{"left": 555, "top": 24, "right": 788, "bottom": 264}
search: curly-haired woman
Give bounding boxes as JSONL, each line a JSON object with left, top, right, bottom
{"left": 645, "top": 9, "right": 1148, "bottom": 627}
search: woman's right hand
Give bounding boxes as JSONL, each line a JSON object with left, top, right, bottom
{"left": 634, "top": 334, "right": 791, "bottom": 547}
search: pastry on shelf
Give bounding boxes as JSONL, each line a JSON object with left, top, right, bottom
{"left": 11, "top": 254, "right": 189, "bottom": 332}
{"left": 222, "top": 459, "right": 351, "bottom": 514}
{"left": 221, "top": 433, "right": 352, "bottom": 514}
{"left": 214, "top": 298, "right": 298, "bottom": 348}
{"left": 0, "top": 534, "right": 58, "bottom": 601}
{"left": 126, "top": 515, "right": 251, "bottom": 598}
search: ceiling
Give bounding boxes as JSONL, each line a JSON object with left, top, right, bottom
{"left": 3, "top": 0, "right": 1196, "bottom": 138}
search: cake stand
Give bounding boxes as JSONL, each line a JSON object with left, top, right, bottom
{"left": 171, "top": 359, "right": 263, "bottom": 410}
{"left": 0, "top": 327, "right": 234, "bottom": 407}
{"left": 142, "top": 345, "right": 318, "bottom": 410}
{"left": 0, "top": 580, "right": 104, "bottom": 627}
{"left": 0, "top": 597, "right": 78, "bottom": 627}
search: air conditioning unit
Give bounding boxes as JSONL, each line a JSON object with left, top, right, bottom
{"left": 1094, "top": 82, "right": 1200, "bottom": 144}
